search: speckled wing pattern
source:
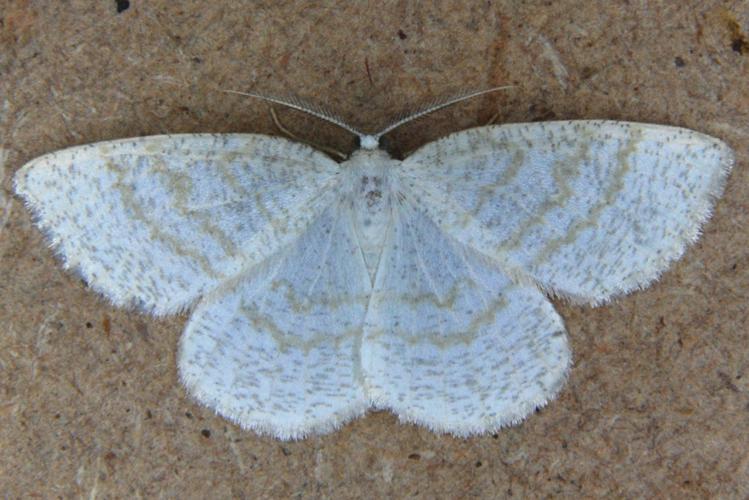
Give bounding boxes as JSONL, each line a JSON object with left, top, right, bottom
{"left": 14, "top": 134, "right": 340, "bottom": 314}
{"left": 362, "top": 199, "right": 569, "bottom": 435}
{"left": 14, "top": 120, "right": 732, "bottom": 440}
{"left": 402, "top": 121, "right": 733, "bottom": 304}
{"left": 179, "top": 200, "right": 371, "bottom": 440}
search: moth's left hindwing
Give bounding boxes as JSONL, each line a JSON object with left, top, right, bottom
{"left": 179, "top": 201, "right": 372, "bottom": 439}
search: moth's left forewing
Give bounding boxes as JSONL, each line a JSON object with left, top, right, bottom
{"left": 401, "top": 121, "right": 733, "bottom": 304}
{"left": 14, "top": 134, "right": 341, "bottom": 314}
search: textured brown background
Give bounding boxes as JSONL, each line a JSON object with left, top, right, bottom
{"left": 1, "top": 1, "right": 748, "bottom": 497}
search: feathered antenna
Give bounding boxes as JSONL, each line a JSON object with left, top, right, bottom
{"left": 224, "top": 86, "right": 514, "bottom": 150}
{"left": 372, "top": 86, "right": 514, "bottom": 141}
{"left": 222, "top": 89, "right": 367, "bottom": 138}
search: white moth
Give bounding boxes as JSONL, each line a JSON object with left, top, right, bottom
{"left": 14, "top": 90, "right": 733, "bottom": 440}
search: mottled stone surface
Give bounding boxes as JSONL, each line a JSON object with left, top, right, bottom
{"left": 1, "top": 1, "right": 747, "bottom": 497}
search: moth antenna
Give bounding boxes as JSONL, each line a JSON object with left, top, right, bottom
{"left": 269, "top": 107, "right": 347, "bottom": 160}
{"left": 373, "top": 86, "right": 515, "bottom": 140}
{"left": 222, "top": 89, "right": 375, "bottom": 147}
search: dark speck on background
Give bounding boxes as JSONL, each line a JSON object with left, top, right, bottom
{"left": 115, "top": 0, "right": 130, "bottom": 13}
{"left": 732, "top": 36, "right": 748, "bottom": 54}
{"left": 674, "top": 56, "right": 686, "bottom": 67}
{"left": 723, "top": 11, "right": 748, "bottom": 54}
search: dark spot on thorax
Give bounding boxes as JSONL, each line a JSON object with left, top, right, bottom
{"left": 366, "top": 190, "right": 382, "bottom": 207}
{"left": 361, "top": 175, "right": 384, "bottom": 207}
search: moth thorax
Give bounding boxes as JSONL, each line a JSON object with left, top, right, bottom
{"left": 346, "top": 155, "right": 395, "bottom": 280}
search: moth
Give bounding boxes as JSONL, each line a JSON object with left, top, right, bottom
{"left": 14, "top": 90, "right": 733, "bottom": 439}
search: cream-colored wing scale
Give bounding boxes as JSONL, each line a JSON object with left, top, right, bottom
{"left": 15, "top": 90, "right": 733, "bottom": 439}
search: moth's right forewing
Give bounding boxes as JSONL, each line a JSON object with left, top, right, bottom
{"left": 402, "top": 121, "right": 733, "bottom": 304}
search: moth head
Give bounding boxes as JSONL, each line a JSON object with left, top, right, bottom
{"left": 359, "top": 135, "right": 380, "bottom": 150}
